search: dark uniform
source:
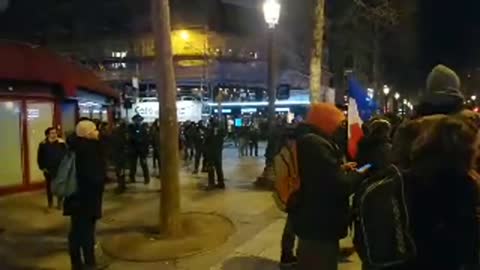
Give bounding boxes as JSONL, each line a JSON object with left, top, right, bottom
{"left": 37, "top": 138, "right": 67, "bottom": 208}
{"left": 128, "top": 121, "right": 150, "bottom": 184}
{"left": 111, "top": 122, "right": 129, "bottom": 192}
{"left": 205, "top": 123, "right": 225, "bottom": 189}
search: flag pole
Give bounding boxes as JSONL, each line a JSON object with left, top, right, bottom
{"left": 344, "top": 70, "right": 353, "bottom": 161}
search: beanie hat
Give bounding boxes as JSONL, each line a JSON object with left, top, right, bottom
{"left": 76, "top": 120, "right": 99, "bottom": 139}
{"left": 420, "top": 65, "right": 464, "bottom": 116}
{"left": 306, "top": 103, "right": 346, "bottom": 136}
{"left": 426, "top": 65, "right": 461, "bottom": 95}
{"left": 368, "top": 119, "right": 391, "bottom": 138}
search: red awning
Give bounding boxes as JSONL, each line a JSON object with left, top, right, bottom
{"left": 0, "top": 41, "right": 117, "bottom": 99}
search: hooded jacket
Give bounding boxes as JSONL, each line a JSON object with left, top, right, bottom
{"left": 291, "top": 104, "right": 362, "bottom": 241}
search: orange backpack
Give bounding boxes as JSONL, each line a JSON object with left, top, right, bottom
{"left": 273, "top": 139, "right": 300, "bottom": 212}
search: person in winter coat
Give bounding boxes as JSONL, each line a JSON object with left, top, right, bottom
{"left": 205, "top": 119, "right": 226, "bottom": 189}
{"left": 291, "top": 103, "right": 362, "bottom": 270}
{"left": 37, "top": 127, "right": 67, "bottom": 209}
{"left": 111, "top": 121, "right": 129, "bottom": 193}
{"left": 193, "top": 121, "right": 207, "bottom": 174}
{"left": 386, "top": 65, "right": 480, "bottom": 270}
{"left": 64, "top": 120, "right": 106, "bottom": 270}
{"left": 356, "top": 119, "right": 392, "bottom": 174}
{"left": 406, "top": 115, "right": 479, "bottom": 270}
{"left": 392, "top": 64, "right": 465, "bottom": 168}
{"left": 248, "top": 124, "right": 260, "bottom": 157}
{"left": 128, "top": 114, "right": 150, "bottom": 184}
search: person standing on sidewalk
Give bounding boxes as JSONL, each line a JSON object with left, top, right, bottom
{"left": 111, "top": 121, "right": 129, "bottom": 193}
{"left": 37, "top": 127, "right": 67, "bottom": 209}
{"left": 291, "top": 103, "right": 362, "bottom": 270}
{"left": 150, "top": 119, "right": 161, "bottom": 176}
{"left": 128, "top": 114, "right": 150, "bottom": 185}
{"left": 205, "top": 118, "right": 226, "bottom": 189}
{"left": 248, "top": 123, "right": 260, "bottom": 157}
{"left": 64, "top": 120, "right": 106, "bottom": 270}
{"left": 193, "top": 121, "right": 207, "bottom": 174}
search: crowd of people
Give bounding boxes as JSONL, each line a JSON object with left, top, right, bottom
{"left": 33, "top": 63, "right": 480, "bottom": 270}
{"left": 275, "top": 64, "right": 480, "bottom": 270}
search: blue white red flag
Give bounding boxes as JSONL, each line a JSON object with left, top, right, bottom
{"left": 347, "top": 77, "right": 377, "bottom": 158}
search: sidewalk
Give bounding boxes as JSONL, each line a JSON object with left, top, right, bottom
{"left": 0, "top": 147, "right": 361, "bottom": 270}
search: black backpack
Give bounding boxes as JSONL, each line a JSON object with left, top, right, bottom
{"left": 352, "top": 164, "right": 416, "bottom": 268}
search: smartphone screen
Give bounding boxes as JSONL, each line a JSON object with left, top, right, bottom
{"left": 357, "top": 164, "right": 372, "bottom": 173}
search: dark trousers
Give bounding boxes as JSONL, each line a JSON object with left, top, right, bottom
{"left": 68, "top": 215, "right": 97, "bottom": 269}
{"left": 44, "top": 173, "right": 62, "bottom": 208}
{"left": 129, "top": 151, "right": 150, "bottom": 184}
{"left": 114, "top": 159, "right": 126, "bottom": 191}
{"left": 194, "top": 147, "right": 206, "bottom": 172}
{"left": 249, "top": 141, "right": 259, "bottom": 156}
{"left": 297, "top": 239, "right": 339, "bottom": 270}
{"left": 281, "top": 214, "right": 296, "bottom": 258}
{"left": 152, "top": 149, "right": 161, "bottom": 170}
{"left": 207, "top": 154, "right": 224, "bottom": 187}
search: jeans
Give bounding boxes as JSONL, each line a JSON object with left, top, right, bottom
{"left": 68, "top": 215, "right": 97, "bottom": 269}
{"left": 129, "top": 150, "right": 150, "bottom": 184}
{"left": 297, "top": 239, "right": 339, "bottom": 270}
{"left": 44, "top": 172, "right": 62, "bottom": 208}
{"left": 281, "top": 214, "right": 297, "bottom": 258}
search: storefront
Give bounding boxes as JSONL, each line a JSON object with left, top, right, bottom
{"left": 0, "top": 42, "right": 118, "bottom": 195}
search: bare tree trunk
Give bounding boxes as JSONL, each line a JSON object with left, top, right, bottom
{"left": 151, "top": 0, "right": 182, "bottom": 237}
{"left": 310, "top": 0, "right": 325, "bottom": 103}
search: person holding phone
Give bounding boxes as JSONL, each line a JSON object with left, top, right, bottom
{"left": 289, "top": 103, "right": 364, "bottom": 270}
{"left": 356, "top": 119, "right": 392, "bottom": 174}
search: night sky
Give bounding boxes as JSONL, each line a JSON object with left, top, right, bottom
{"left": 419, "top": 0, "right": 480, "bottom": 73}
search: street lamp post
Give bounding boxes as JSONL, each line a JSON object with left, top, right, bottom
{"left": 257, "top": 0, "right": 281, "bottom": 188}
{"left": 263, "top": 0, "right": 280, "bottom": 130}
{"left": 383, "top": 85, "right": 390, "bottom": 113}
{"left": 394, "top": 92, "right": 400, "bottom": 114}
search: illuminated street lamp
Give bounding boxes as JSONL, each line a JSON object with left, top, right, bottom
{"left": 383, "top": 85, "right": 390, "bottom": 113}
{"left": 257, "top": 0, "right": 281, "bottom": 187}
{"left": 263, "top": 0, "right": 281, "bottom": 28}
{"left": 471, "top": 95, "right": 477, "bottom": 101}
{"left": 394, "top": 92, "right": 400, "bottom": 100}
{"left": 383, "top": 85, "right": 390, "bottom": 95}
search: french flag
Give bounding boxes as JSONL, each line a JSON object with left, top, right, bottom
{"left": 347, "top": 77, "right": 377, "bottom": 159}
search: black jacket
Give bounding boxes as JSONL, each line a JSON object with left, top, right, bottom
{"left": 37, "top": 139, "right": 67, "bottom": 176}
{"left": 110, "top": 125, "right": 129, "bottom": 162}
{"left": 128, "top": 123, "right": 150, "bottom": 155}
{"left": 403, "top": 172, "right": 479, "bottom": 270}
{"left": 64, "top": 136, "right": 106, "bottom": 219}
{"left": 291, "top": 124, "right": 362, "bottom": 242}
{"left": 205, "top": 126, "right": 225, "bottom": 157}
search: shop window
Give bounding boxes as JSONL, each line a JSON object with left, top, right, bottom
{"left": 0, "top": 101, "right": 23, "bottom": 186}
{"left": 27, "top": 102, "right": 53, "bottom": 183}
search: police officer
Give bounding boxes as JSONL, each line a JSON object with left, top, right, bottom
{"left": 205, "top": 118, "right": 226, "bottom": 189}
{"left": 128, "top": 114, "right": 150, "bottom": 185}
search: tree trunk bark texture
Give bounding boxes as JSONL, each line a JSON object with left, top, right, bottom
{"left": 151, "top": 0, "right": 182, "bottom": 237}
{"left": 310, "top": 0, "right": 325, "bottom": 103}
